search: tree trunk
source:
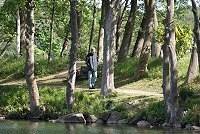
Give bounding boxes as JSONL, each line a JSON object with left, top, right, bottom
{"left": 101, "top": 0, "right": 119, "bottom": 97}
{"left": 191, "top": 0, "right": 200, "bottom": 72}
{"left": 66, "top": 0, "right": 78, "bottom": 111}
{"left": 60, "top": 26, "right": 70, "bottom": 57}
{"left": 163, "top": 0, "right": 180, "bottom": 127}
{"left": 117, "top": 0, "right": 137, "bottom": 62}
{"left": 162, "top": 38, "right": 171, "bottom": 123}
{"left": 25, "top": 0, "right": 40, "bottom": 117}
{"left": 88, "top": 0, "right": 97, "bottom": 53}
{"left": 131, "top": 14, "right": 146, "bottom": 58}
{"left": 151, "top": 8, "right": 161, "bottom": 57}
{"left": 133, "top": 0, "right": 155, "bottom": 81}
{"left": 19, "top": 7, "right": 26, "bottom": 56}
{"left": 115, "top": 0, "right": 129, "bottom": 54}
{"left": 185, "top": 42, "right": 198, "bottom": 84}
{"left": 48, "top": 0, "right": 55, "bottom": 64}
{"left": 16, "top": 8, "right": 21, "bottom": 57}
{"left": 97, "top": 0, "right": 105, "bottom": 62}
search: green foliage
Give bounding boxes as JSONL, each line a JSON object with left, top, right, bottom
{"left": 74, "top": 91, "right": 105, "bottom": 116}
{"left": 177, "top": 53, "right": 191, "bottom": 79}
{"left": 179, "top": 84, "right": 196, "bottom": 102}
{"left": 155, "top": 22, "right": 192, "bottom": 59}
{"left": 147, "top": 58, "right": 162, "bottom": 78}
{"left": 175, "top": 25, "right": 192, "bottom": 59}
{"left": 0, "top": 58, "right": 25, "bottom": 79}
{"left": 115, "top": 58, "right": 138, "bottom": 77}
{"left": 181, "top": 105, "right": 200, "bottom": 125}
{"left": 179, "top": 83, "right": 200, "bottom": 125}
{"left": 35, "top": 57, "right": 69, "bottom": 76}
{"left": 0, "top": 85, "right": 29, "bottom": 118}
{"left": 39, "top": 87, "right": 67, "bottom": 119}
{"left": 145, "top": 101, "right": 165, "bottom": 123}
{"left": 0, "top": 57, "right": 69, "bottom": 80}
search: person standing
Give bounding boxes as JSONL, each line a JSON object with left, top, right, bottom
{"left": 85, "top": 47, "right": 98, "bottom": 89}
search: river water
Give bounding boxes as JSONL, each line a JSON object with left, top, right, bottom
{"left": 0, "top": 120, "right": 194, "bottom": 134}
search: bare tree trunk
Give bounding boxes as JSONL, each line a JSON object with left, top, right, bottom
{"left": 151, "top": 8, "right": 161, "bottom": 57}
{"left": 60, "top": 23, "right": 70, "bottom": 57}
{"left": 117, "top": 0, "right": 137, "bottom": 62}
{"left": 162, "top": 39, "right": 171, "bottom": 123}
{"left": 25, "top": 0, "right": 40, "bottom": 117}
{"left": 17, "top": 8, "right": 21, "bottom": 57}
{"left": 133, "top": 0, "right": 155, "bottom": 81}
{"left": 163, "top": 0, "right": 180, "bottom": 127}
{"left": 101, "top": 0, "right": 119, "bottom": 97}
{"left": 19, "top": 7, "right": 26, "bottom": 56}
{"left": 131, "top": 14, "right": 146, "bottom": 58}
{"left": 88, "top": 0, "right": 97, "bottom": 53}
{"left": 66, "top": 0, "right": 78, "bottom": 111}
{"left": 48, "top": 0, "right": 55, "bottom": 64}
{"left": 191, "top": 0, "right": 200, "bottom": 72}
{"left": 115, "top": 0, "right": 129, "bottom": 54}
{"left": 185, "top": 42, "right": 198, "bottom": 84}
{"left": 97, "top": 0, "right": 105, "bottom": 62}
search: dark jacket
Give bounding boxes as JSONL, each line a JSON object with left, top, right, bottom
{"left": 85, "top": 52, "right": 98, "bottom": 71}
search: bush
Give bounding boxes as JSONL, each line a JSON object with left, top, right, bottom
{"left": 181, "top": 105, "right": 200, "bottom": 126}
{"left": 145, "top": 101, "right": 165, "bottom": 124}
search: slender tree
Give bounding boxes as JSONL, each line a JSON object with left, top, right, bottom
{"left": 48, "top": 0, "right": 55, "bottom": 64}
{"left": 101, "top": 0, "right": 119, "bottom": 97}
{"left": 97, "top": 0, "right": 105, "bottom": 62}
{"left": 185, "top": 42, "right": 198, "bottom": 84}
{"left": 191, "top": 0, "right": 200, "bottom": 71}
{"left": 117, "top": 0, "right": 137, "bottom": 62}
{"left": 25, "top": 0, "right": 40, "bottom": 117}
{"left": 133, "top": 0, "right": 155, "bottom": 80}
{"left": 163, "top": 0, "right": 180, "bottom": 127}
{"left": 19, "top": 7, "right": 26, "bottom": 56}
{"left": 131, "top": 14, "right": 146, "bottom": 58}
{"left": 66, "top": 0, "right": 78, "bottom": 111}
{"left": 16, "top": 8, "right": 21, "bottom": 57}
{"left": 88, "top": 0, "right": 97, "bottom": 53}
{"left": 115, "top": 0, "right": 129, "bottom": 53}
{"left": 60, "top": 24, "right": 70, "bottom": 57}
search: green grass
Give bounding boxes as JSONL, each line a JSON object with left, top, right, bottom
{"left": 0, "top": 54, "right": 199, "bottom": 125}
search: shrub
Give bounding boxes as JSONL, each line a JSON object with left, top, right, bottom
{"left": 181, "top": 105, "right": 200, "bottom": 126}
{"left": 145, "top": 101, "right": 165, "bottom": 124}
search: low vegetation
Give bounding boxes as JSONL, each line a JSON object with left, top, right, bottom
{"left": 0, "top": 55, "right": 200, "bottom": 126}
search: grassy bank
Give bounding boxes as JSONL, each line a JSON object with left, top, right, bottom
{"left": 0, "top": 55, "right": 200, "bottom": 126}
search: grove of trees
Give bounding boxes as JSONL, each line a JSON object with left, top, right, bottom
{"left": 0, "top": 0, "right": 199, "bottom": 127}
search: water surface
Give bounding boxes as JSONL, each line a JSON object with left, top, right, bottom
{"left": 0, "top": 120, "right": 194, "bottom": 134}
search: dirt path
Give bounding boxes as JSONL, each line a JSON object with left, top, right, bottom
{"left": 0, "top": 68, "right": 162, "bottom": 97}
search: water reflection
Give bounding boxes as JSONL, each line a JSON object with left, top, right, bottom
{"left": 0, "top": 120, "right": 194, "bottom": 134}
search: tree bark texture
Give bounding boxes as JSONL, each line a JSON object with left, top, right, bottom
{"left": 66, "top": 0, "right": 78, "bottom": 112}
{"left": 17, "top": 9, "right": 21, "bottom": 57}
{"left": 97, "top": 0, "right": 105, "bottom": 62}
{"left": 131, "top": 15, "right": 146, "bottom": 58}
{"left": 19, "top": 7, "right": 26, "bottom": 56}
{"left": 133, "top": 0, "right": 155, "bottom": 81}
{"left": 88, "top": 0, "right": 97, "bottom": 53}
{"left": 163, "top": 0, "right": 180, "bottom": 127}
{"left": 115, "top": 0, "right": 129, "bottom": 53}
{"left": 185, "top": 42, "right": 199, "bottom": 84}
{"left": 191, "top": 0, "right": 200, "bottom": 72}
{"left": 25, "top": 0, "right": 40, "bottom": 117}
{"left": 48, "top": 0, "right": 55, "bottom": 64}
{"left": 151, "top": 8, "right": 161, "bottom": 57}
{"left": 117, "top": 0, "right": 137, "bottom": 62}
{"left": 101, "top": 0, "right": 119, "bottom": 97}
